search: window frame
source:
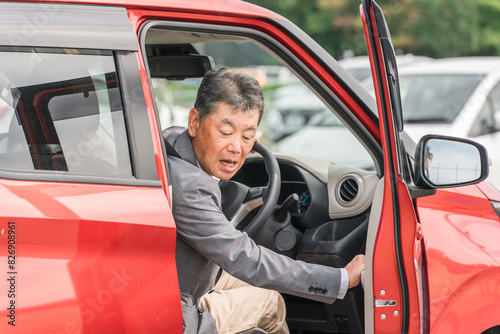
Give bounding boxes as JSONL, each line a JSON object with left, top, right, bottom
{"left": 0, "top": 48, "right": 159, "bottom": 186}
{"left": 0, "top": 2, "right": 160, "bottom": 186}
{"left": 138, "top": 20, "right": 383, "bottom": 176}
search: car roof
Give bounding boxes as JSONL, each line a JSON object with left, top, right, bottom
{"left": 399, "top": 57, "right": 500, "bottom": 75}
{"left": 5, "top": 0, "right": 283, "bottom": 20}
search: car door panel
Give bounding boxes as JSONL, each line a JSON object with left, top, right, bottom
{"left": 0, "top": 3, "right": 182, "bottom": 333}
{"left": 0, "top": 182, "right": 181, "bottom": 333}
{"left": 361, "top": 0, "right": 422, "bottom": 332}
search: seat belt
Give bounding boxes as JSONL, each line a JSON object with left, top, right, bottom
{"left": 164, "top": 140, "right": 181, "bottom": 207}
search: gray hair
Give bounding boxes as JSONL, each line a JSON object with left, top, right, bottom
{"left": 194, "top": 68, "right": 264, "bottom": 124}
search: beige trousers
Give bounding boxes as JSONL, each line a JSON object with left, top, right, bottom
{"left": 199, "top": 271, "right": 290, "bottom": 334}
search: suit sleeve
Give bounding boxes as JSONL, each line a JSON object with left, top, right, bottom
{"left": 173, "top": 173, "right": 344, "bottom": 304}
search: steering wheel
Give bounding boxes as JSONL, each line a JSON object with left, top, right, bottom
{"left": 219, "top": 142, "right": 281, "bottom": 238}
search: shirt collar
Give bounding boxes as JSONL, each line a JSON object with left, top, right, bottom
{"left": 196, "top": 160, "right": 220, "bottom": 182}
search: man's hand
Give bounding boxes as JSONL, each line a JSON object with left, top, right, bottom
{"left": 344, "top": 254, "right": 366, "bottom": 289}
{"left": 250, "top": 130, "right": 263, "bottom": 153}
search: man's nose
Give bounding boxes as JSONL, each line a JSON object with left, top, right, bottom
{"left": 226, "top": 137, "right": 242, "bottom": 154}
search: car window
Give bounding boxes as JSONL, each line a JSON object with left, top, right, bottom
{"left": 469, "top": 82, "right": 500, "bottom": 137}
{"left": 147, "top": 32, "right": 376, "bottom": 171}
{"left": 0, "top": 48, "right": 132, "bottom": 177}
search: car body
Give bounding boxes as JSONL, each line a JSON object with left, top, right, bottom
{"left": 0, "top": 1, "right": 499, "bottom": 334}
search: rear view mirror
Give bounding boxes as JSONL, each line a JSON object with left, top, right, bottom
{"left": 148, "top": 54, "right": 214, "bottom": 80}
{"left": 414, "top": 135, "right": 489, "bottom": 188}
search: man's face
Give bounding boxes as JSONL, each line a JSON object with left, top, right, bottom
{"left": 188, "top": 101, "right": 259, "bottom": 180}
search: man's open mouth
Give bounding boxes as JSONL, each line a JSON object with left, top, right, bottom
{"left": 220, "top": 160, "right": 236, "bottom": 167}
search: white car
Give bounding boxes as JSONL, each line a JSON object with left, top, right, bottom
{"left": 395, "top": 57, "right": 500, "bottom": 189}
{"left": 265, "top": 84, "right": 329, "bottom": 141}
{"left": 273, "top": 111, "right": 377, "bottom": 171}
{"left": 279, "top": 57, "right": 500, "bottom": 189}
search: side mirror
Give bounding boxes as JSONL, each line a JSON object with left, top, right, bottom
{"left": 414, "top": 135, "right": 489, "bottom": 188}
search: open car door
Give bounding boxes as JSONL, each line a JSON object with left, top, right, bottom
{"left": 360, "top": 0, "right": 424, "bottom": 333}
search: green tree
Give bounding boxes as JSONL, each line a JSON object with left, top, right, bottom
{"left": 247, "top": 0, "right": 362, "bottom": 58}
{"left": 475, "top": 0, "right": 500, "bottom": 55}
{"left": 389, "top": 0, "right": 480, "bottom": 57}
{"left": 247, "top": 0, "right": 500, "bottom": 58}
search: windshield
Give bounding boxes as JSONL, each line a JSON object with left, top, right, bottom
{"left": 399, "top": 74, "right": 484, "bottom": 123}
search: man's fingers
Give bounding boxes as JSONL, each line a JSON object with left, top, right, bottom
{"left": 251, "top": 131, "right": 263, "bottom": 153}
{"left": 254, "top": 130, "right": 262, "bottom": 142}
{"left": 345, "top": 254, "right": 366, "bottom": 289}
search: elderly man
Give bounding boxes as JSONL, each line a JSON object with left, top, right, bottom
{"left": 163, "top": 68, "right": 365, "bottom": 334}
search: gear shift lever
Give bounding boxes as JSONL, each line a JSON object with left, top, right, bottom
{"left": 274, "top": 193, "right": 299, "bottom": 223}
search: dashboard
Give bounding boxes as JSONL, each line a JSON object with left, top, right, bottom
{"left": 232, "top": 153, "right": 380, "bottom": 231}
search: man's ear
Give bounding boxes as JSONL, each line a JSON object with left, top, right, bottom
{"left": 187, "top": 108, "right": 199, "bottom": 137}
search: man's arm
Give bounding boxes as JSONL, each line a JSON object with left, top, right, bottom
{"left": 172, "top": 168, "right": 344, "bottom": 304}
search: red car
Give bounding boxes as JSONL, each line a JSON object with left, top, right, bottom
{"left": 0, "top": 0, "right": 499, "bottom": 333}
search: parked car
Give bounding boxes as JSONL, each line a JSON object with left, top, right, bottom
{"left": 295, "top": 57, "right": 500, "bottom": 190}
{"left": 362, "top": 57, "right": 500, "bottom": 189}
{"left": 267, "top": 54, "right": 432, "bottom": 141}
{"left": 265, "top": 83, "right": 329, "bottom": 141}
{"left": 0, "top": 1, "right": 499, "bottom": 334}
{"left": 273, "top": 110, "right": 377, "bottom": 171}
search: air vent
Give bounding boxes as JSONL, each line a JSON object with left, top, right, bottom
{"left": 338, "top": 177, "right": 359, "bottom": 203}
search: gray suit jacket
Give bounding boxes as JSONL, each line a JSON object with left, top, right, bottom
{"left": 164, "top": 127, "right": 343, "bottom": 333}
